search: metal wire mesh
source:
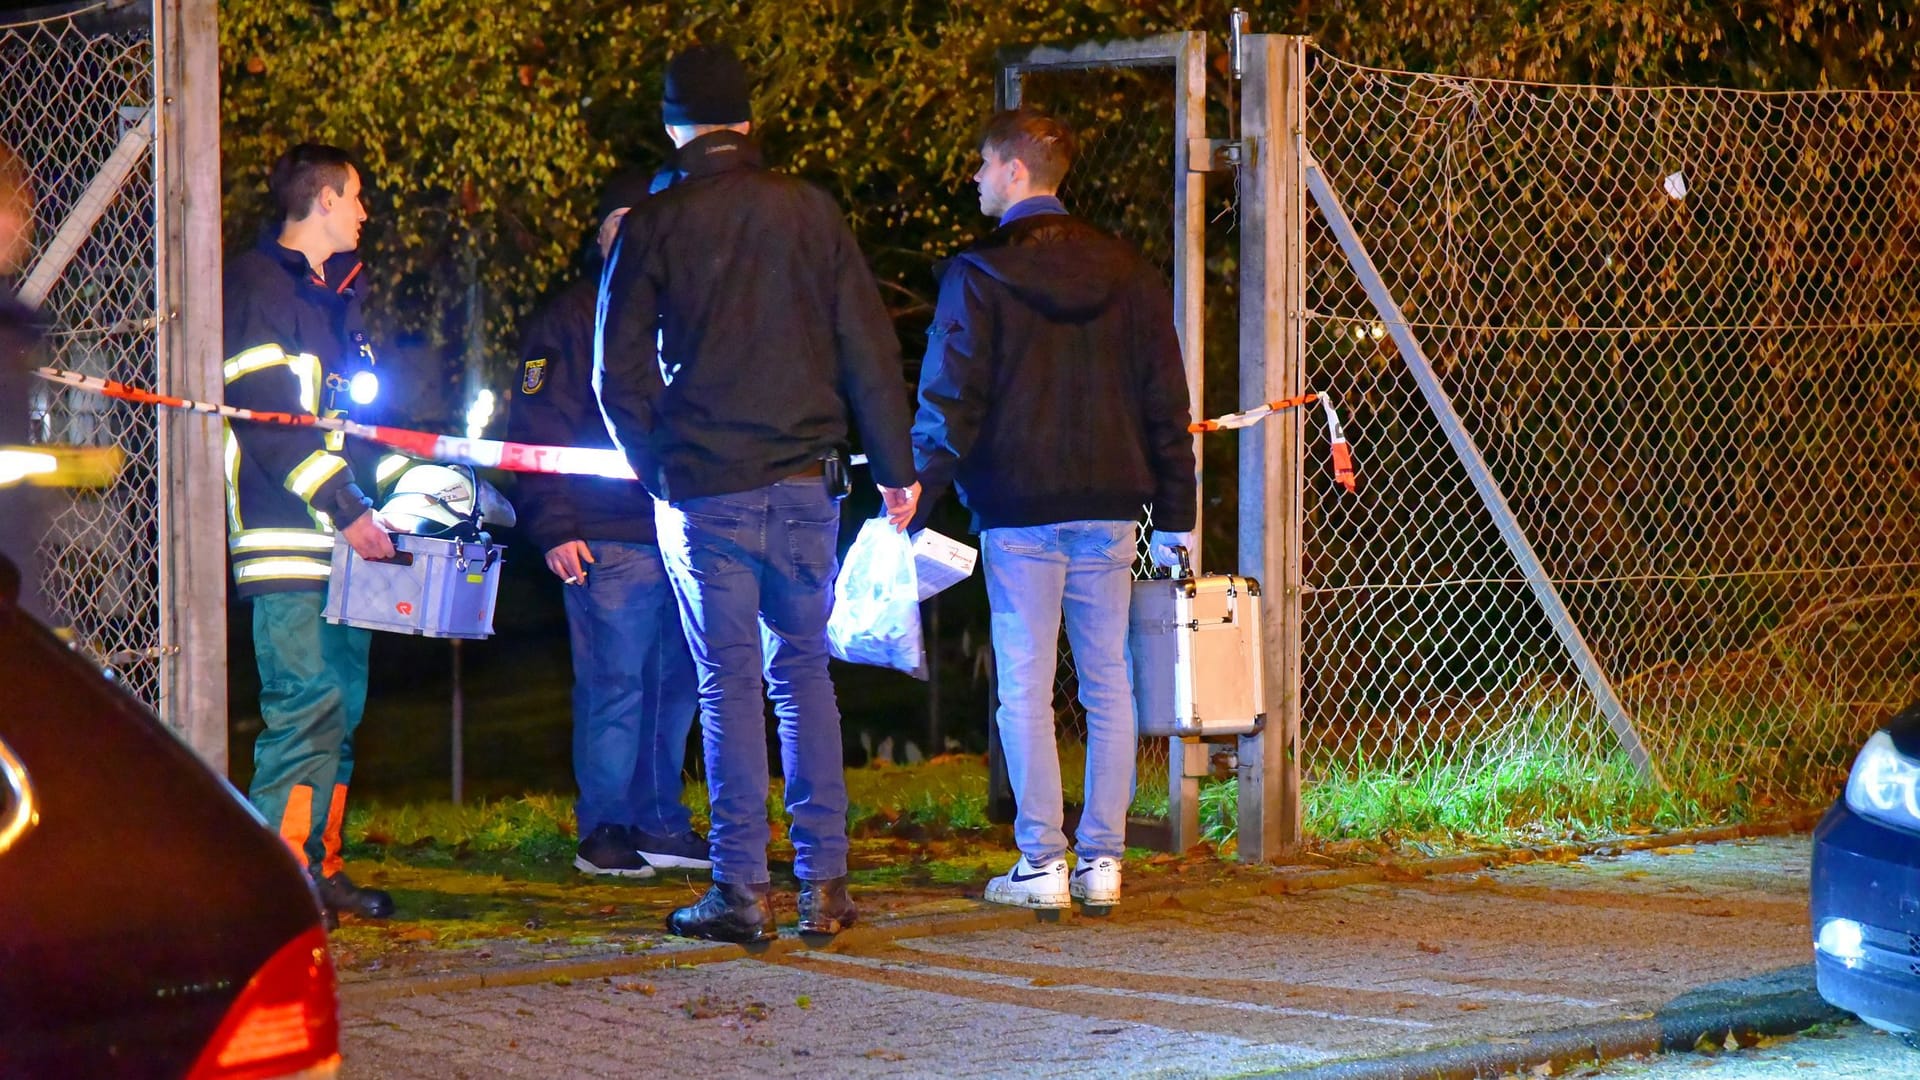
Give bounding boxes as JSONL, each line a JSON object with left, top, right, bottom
{"left": 3, "top": 9, "right": 163, "bottom": 705}
{"left": 1009, "top": 65, "right": 1179, "bottom": 816}
{"left": 1301, "top": 49, "right": 1920, "bottom": 811}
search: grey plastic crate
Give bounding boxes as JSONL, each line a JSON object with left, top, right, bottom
{"left": 322, "top": 533, "right": 504, "bottom": 640}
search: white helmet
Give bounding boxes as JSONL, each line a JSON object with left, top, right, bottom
{"left": 380, "top": 463, "right": 516, "bottom": 535}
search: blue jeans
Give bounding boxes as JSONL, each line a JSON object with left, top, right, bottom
{"left": 654, "top": 479, "right": 847, "bottom": 886}
{"left": 562, "top": 540, "right": 700, "bottom": 838}
{"left": 982, "top": 520, "right": 1137, "bottom": 863}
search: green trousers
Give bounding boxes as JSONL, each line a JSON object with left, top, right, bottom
{"left": 248, "top": 590, "right": 372, "bottom": 874}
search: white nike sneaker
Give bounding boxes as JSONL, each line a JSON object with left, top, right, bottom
{"left": 1069, "top": 854, "right": 1122, "bottom": 906}
{"left": 984, "top": 854, "right": 1070, "bottom": 909}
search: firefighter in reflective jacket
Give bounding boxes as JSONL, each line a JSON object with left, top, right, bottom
{"left": 223, "top": 144, "right": 403, "bottom": 925}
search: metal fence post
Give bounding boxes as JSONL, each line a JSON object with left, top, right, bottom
{"left": 1236, "top": 34, "right": 1307, "bottom": 861}
{"left": 1166, "top": 30, "right": 1209, "bottom": 853}
{"left": 153, "top": 0, "right": 227, "bottom": 766}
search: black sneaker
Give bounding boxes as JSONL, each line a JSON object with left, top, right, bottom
{"left": 797, "top": 877, "right": 857, "bottom": 935}
{"left": 574, "top": 823, "right": 655, "bottom": 878}
{"left": 629, "top": 827, "right": 713, "bottom": 871}
{"left": 311, "top": 867, "right": 395, "bottom": 920}
{"left": 667, "top": 882, "right": 776, "bottom": 943}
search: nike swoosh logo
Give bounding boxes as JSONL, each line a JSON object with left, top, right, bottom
{"left": 1010, "top": 869, "right": 1056, "bottom": 883}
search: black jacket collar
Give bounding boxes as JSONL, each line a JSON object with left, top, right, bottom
{"left": 256, "top": 231, "right": 363, "bottom": 297}
{"left": 673, "top": 130, "right": 762, "bottom": 181}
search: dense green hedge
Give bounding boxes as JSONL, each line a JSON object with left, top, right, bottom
{"left": 220, "top": 0, "right": 1918, "bottom": 386}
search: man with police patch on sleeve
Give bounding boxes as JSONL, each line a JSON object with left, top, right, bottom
{"left": 222, "top": 144, "right": 399, "bottom": 925}
{"left": 506, "top": 170, "right": 706, "bottom": 879}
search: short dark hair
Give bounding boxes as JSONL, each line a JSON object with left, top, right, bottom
{"left": 981, "top": 108, "right": 1076, "bottom": 190}
{"left": 268, "top": 143, "right": 355, "bottom": 222}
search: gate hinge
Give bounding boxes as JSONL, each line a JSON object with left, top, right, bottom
{"left": 1187, "top": 138, "right": 1246, "bottom": 173}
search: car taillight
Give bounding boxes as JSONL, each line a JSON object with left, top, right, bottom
{"left": 187, "top": 924, "right": 341, "bottom": 1080}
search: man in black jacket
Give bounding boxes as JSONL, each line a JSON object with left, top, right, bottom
{"left": 508, "top": 170, "right": 704, "bottom": 879}
{"left": 912, "top": 109, "right": 1197, "bottom": 911}
{"left": 223, "top": 144, "right": 398, "bottom": 925}
{"left": 598, "top": 44, "right": 918, "bottom": 943}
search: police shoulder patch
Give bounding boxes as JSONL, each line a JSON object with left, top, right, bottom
{"left": 521, "top": 357, "right": 548, "bottom": 394}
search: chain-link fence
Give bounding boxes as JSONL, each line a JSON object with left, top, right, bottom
{"left": 1301, "top": 48, "right": 1920, "bottom": 816}
{"left": 3, "top": 3, "right": 164, "bottom": 706}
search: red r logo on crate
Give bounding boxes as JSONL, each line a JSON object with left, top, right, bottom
{"left": 395, "top": 601, "right": 414, "bottom": 616}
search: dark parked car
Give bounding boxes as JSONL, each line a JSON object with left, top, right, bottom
{"left": 1812, "top": 701, "right": 1920, "bottom": 1038}
{"left": 0, "top": 588, "right": 341, "bottom": 1078}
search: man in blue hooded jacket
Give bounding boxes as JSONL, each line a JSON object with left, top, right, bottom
{"left": 913, "top": 108, "right": 1197, "bottom": 911}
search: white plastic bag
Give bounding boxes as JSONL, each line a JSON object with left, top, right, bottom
{"left": 827, "top": 517, "right": 925, "bottom": 677}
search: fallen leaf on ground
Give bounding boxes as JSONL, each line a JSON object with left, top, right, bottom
{"left": 1654, "top": 846, "right": 1696, "bottom": 856}
{"left": 863, "top": 1049, "right": 908, "bottom": 1062}
{"left": 1459, "top": 1003, "right": 1486, "bottom": 1012}
{"left": 616, "top": 982, "right": 655, "bottom": 995}
{"left": 1416, "top": 941, "right": 1445, "bottom": 954}
{"left": 394, "top": 927, "right": 438, "bottom": 942}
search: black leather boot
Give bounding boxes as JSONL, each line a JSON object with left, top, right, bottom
{"left": 312, "top": 867, "right": 396, "bottom": 920}
{"left": 797, "top": 877, "right": 857, "bottom": 935}
{"left": 667, "top": 882, "right": 775, "bottom": 943}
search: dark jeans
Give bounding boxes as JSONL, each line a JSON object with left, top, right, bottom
{"left": 562, "top": 540, "right": 700, "bottom": 838}
{"left": 654, "top": 478, "right": 847, "bottom": 886}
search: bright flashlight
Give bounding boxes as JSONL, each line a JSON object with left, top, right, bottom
{"left": 465, "top": 389, "right": 495, "bottom": 441}
{"left": 348, "top": 370, "right": 380, "bottom": 406}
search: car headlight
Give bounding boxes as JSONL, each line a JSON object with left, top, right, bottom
{"left": 1845, "top": 731, "right": 1920, "bottom": 831}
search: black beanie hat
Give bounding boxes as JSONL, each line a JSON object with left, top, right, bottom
{"left": 593, "top": 167, "right": 655, "bottom": 222}
{"left": 661, "top": 45, "right": 751, "bottom": 127}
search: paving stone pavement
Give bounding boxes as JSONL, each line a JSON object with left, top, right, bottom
{"left": 339, "top": 835, "right": 1817, "bottom": 1078}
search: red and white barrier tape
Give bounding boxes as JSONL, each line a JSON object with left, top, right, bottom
{"left": 37, "top": 365, "right": 1348, "bottom": 491}
{"left": 34, "top": 366, "right": 639, "bottom": 480}
{"left": 1190, "top": 390, "right": 1356, "bottom": 493}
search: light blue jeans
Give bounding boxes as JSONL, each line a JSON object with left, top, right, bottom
{"left": 654, "top": 479, "right": 847, "bottom": 886}
{"left": 982, "top": 520, "right": 1137, "bottom": 864}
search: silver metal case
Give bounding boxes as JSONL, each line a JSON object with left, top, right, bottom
{"left": 1129, "top": 571, "right": 1266, "bottom": 738}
